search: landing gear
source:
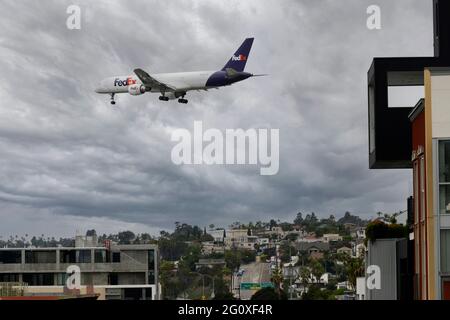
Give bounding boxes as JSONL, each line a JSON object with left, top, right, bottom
{"left": 178, "top": 93, "right": 188, "bottom": 104}
{"left": 110, "top": 93, "right": 116, "bottom": 105}
{"left": 159, "top": 96, "right": 169, "bottom": 101}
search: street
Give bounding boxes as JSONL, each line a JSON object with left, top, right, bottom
{"left": 233, "top": 262, "right": 271, "bottom": 300}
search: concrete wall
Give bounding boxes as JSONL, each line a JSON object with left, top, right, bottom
{"left": 366, "top": 239, "right": 398, "bottom": 300}
{"left": 431, "top": 71, "right": 450, "bottom": 138}
{"left": 117, "top": 273, "right": 145, "bottom": 285}
{"left": 24, "top": 286, "right": 107, "bottom": 300}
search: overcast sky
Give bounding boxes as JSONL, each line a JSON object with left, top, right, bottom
{"left": 0, "top": 0, "right": 434, "bottom": 238}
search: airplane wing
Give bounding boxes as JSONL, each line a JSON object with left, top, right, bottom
{"left": 134, "top": 68, "right": 176, "bottom": 92}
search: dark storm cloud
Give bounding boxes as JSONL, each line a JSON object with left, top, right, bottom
{"left": 0, "top": 0, "right": 431, "bottom": 236}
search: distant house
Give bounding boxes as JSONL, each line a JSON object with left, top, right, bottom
{"left": 224, "top": 229, "right": 257, "bottom": 250}
{"left": 201, "top": 241, "right": 225, "bottom": 255}
{"left": 294, "top": 272, "right": 331, "bottom": 287}
{"left": 207, "top": 229, "right": 226, "bottom": 243}
{"left": 343, "top": 223, "right": 357, "bottom": 231}
{"left": 356, "top": 228, "right": 366, "bottom": 240}
{"left": 297, "top": 233, "right": 320, "bottom": 243}
{"left": 195, "top": 258, "right": 226, "bottom": 270}
{"left": 323, "top": 234, "right": 343, "bottom": 243}
{"left": 309, "top": 251, "right": 324, "bottom": 260}
{"left": 337, "top": 246, "right": 352, "bottom": 256}
{"left": 355, "top": 243, "right": 366, "bottom": 258}
{"left": 271, "top": 226, "right": 284, "bottom": 234}
{"left": 296, "top": 241, "right": 330, "bottom": 256}
{"left": 337, "top": 281, "right": 352, "bottom": 290}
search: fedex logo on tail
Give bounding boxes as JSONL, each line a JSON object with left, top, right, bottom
{"left": 231, "top": 54, "right": 247, "bottom": 61}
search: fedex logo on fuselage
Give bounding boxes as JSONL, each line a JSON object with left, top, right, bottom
{"left": 114, "top": 77, "right": 137, "bottom": 86}
{"left": 231, "top": 54, "right": 247, "bottom": 61}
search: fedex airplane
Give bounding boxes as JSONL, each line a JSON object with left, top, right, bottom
{"left": 95, "top": 38, "right": 265, "bottom": 104}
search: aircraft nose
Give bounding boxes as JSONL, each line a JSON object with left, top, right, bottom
{"left": 95, "top": 82, "right": 103, "bottom": 93}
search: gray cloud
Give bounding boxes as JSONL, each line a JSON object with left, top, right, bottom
{"left": 0, "top": 0, "right": 430, "bottom": 237}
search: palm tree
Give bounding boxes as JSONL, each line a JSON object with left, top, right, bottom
{"left": 297, "top": 250, "right": 309, "bottom": 267}
{"left": 271, "top": 267, "right": 284, "bottom": 298}
{"left": 310, "top": 260, "right": 325, "bottom": 284}
{"left": 299, "top": 266, "right": 313, "bottom": 293}
{"left": 338, "top": 253, "right": 364, "bottom": 290}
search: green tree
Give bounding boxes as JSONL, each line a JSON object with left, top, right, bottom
{"left": 117, "top": 231, "right": 135, "bottom": 244}
{"left": 224, "top": 250, "right": 241, "bottom": 271}
{"left": 309, "top": 260, "right": 325, "bottom": 283}
{"left": 336, "top": 253, "right": 364, "bottom": 290}
{"left": 86, "top": 229, "right": 97, "bottom": 237}
{"left": 302, "top": 284, "right": 335, "bottom": 300}
{"left": 294, "top": 212, "right": 303, "bottom": 225}
{"left": 251, "top": 287, "right": 287, "bottom": 300}
{"left": 160, "top": 261, "right": 179, "bottom": 299}
{"left": 271, "top": 267, "right": 284, "bottom": 298}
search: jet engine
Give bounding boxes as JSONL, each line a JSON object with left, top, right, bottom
{"left": 128, "top": 84, "right": 146, "bottom": 96}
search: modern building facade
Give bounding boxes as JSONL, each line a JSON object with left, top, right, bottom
{"left": 365, "top": 239, "right": 413, "bottom": 300}
{"left": 367, "top": 0, "right": 450, "bottom": 299}
{"left": 409, "top": 70, "right": 450, "bottom": 299}
{"left": 0, "top": 242, "right": 159, "bottom": 300}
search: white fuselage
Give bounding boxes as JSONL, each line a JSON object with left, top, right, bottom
{"left": 95, "top": 71, "right": 215, "bottom": 94}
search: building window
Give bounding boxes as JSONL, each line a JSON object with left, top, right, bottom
{"left": 413, "top": 160, "right": 420, "bottom": 283}
{"left": 415, "top": 224, "right": 420, "bottom": 280}
{"left": 23, "top": 273, "right": 54, "bottom": 286}
{"left": 145, "top": 288, "right": 153, "bottom": 300}
{"left": 439, "top": 141, "right": 450, "bottom": 214}
{"left": 123, "top": 288, "right": 143, "bottom": 300}
{"left": 420, "top": 156, "right": 425, "bottom": 221}
{"left": 25, "top": 251, "right": 56, "bottom": 264}
{"left": 60, "top": 250, "right": 76, "bottom": 263}
{"left": 439, "top": 141, "right": 450, "bottom": 182}
{"left": 441, "top": 230, "right": 450, "bottom": 273}
{"left": 94, "top": 250, "right": 106, "bottom": 263}
{"left": 112, "top": 252, "right": 121, "bottom": 263}
{"left": 81, "top": 273, "right": 93, "bottom": 286}
{"left": 414, "top": 161, "right": 419, "bottom": 223}
{"left": 56, "top": 273, "right": 68, "bottom": 286}
{"left": 0, "top": 251, "right": 21, "bottom": 264}
{"left": 108, "top": 273, "right": 118, "bottom": 285}
{"left": 421, "top": 223, "right": 427, "bottom": 298}
{"left": 0, "top": 274, "right": 19, "bottom": 282}
{"left": 440, "top": 186, "right": 450, "bottom": 214}
{"left": 77, "top": 250, "right": 91, "bottom": 263}
{"left": 148, "top": 250, "right": 154, "bottom": 270}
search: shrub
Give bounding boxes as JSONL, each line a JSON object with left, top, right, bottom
{"left": 365, "top": 220, "right": 408, "bottom": 243}
{"left": 250, "top": 287, "right": 288, "bottom": 300}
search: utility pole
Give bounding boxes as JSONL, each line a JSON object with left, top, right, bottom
{"left": 202, "top": 276, "right": 205, "bottom": 300}
{"left": 238, "top": 277, "right": 241, "bottom": 299}
{"left": 191, "top": 272, "right": 217, "bottom": 300}
{"left": 211, "top": 277, "right": 215, "bottom": 299}
{"left": 289, "top": 246, "right": 293, "bottom": 300}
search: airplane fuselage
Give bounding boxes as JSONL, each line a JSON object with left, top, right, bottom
{"left": 95, "top": 38, "right": 259, "bottom": 104}
{"left": 95, "top": 70, "right": 252, "bottom": 95}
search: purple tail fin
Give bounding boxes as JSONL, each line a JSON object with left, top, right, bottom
{"left": 222, "top": 38, "right": 254, "bottom": 72}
